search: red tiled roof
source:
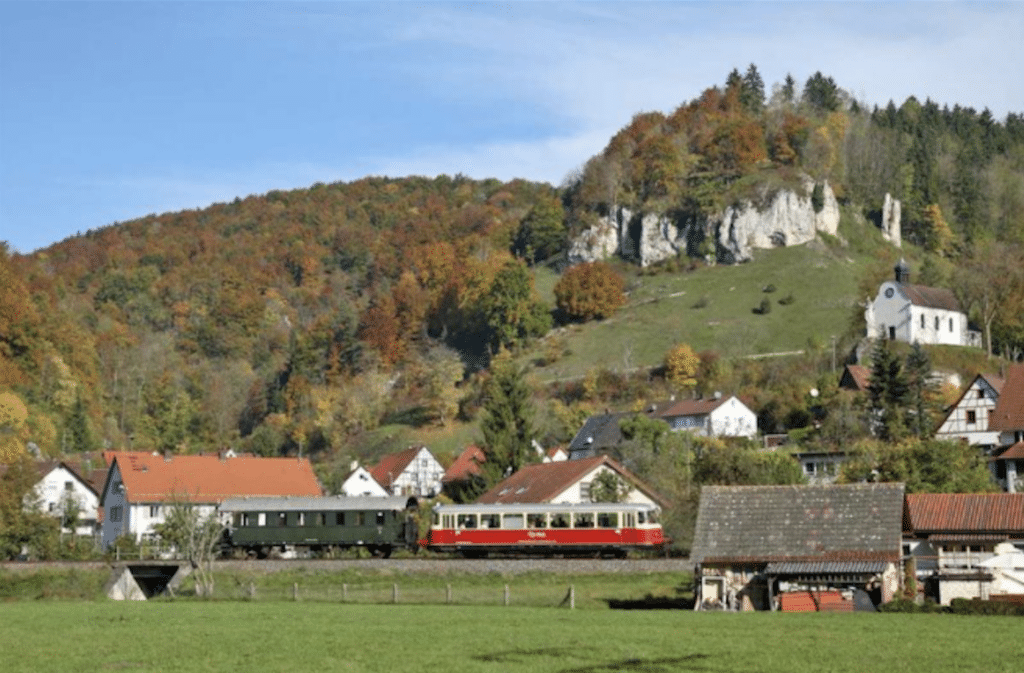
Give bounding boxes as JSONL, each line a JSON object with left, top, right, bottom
{"left": 904, "top": 493, "right": 1024, "bottom": 534}
{"left": 901, "top": 284, "right": 962, "bottom": 312}
{"left": 106, "top": 451, "right": 322, "bottom": 504}
{"left": 840, "top": 365, "right": 871, "bottom": 392}
{"left": 993, "top": 441, "right": 1024, "bottom": 461}
{"left": 443, "top": 445, "right": 485, "bottom": 483}
{"left": 476, "top": 455, "right": 667, "bottom": 507}
{"left": 989, "top": 364, "right": 1024, "bottom": 432}
{"left": 369, "top": 446, "right": 423, "bottom": 489}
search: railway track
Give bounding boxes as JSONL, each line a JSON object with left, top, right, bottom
{"left": 3, "top": 557, "right": 692, "bottom": 575}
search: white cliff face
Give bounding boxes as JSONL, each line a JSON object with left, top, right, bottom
{"left": 567, "top": 179, "right": 840, "bottom": 266}
{"left": 881, "top": 193, "right": 902, "bottom": 248}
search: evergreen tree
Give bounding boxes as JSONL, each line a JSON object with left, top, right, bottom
{"left": 479, "top": 353, "right": 537, "bottom": 486}
{"left": 740, "top": 63, "right": 765, "bottom": 114}
{"left": 867, "top": 339, "right": 908, "bottom": 442}
{"left": 781, "top": 73, "right": 796, "bottom": 105}
{"left": 802, "top": 71, "right": 842, "bottom": 113}
{"left": 65, "top": 391, "right": 96, "bottom": 453}
{"left": 512, "top": 196, "right": 567, "bottom": 265}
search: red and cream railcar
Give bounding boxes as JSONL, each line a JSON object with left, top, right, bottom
{"left": 421, "top": 502, "right": 666, "bottom": 557}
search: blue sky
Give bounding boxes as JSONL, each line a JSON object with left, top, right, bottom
{"left": 2, "top": 1, "right": 1022, "bottom": 254}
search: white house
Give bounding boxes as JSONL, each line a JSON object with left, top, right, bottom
{"left": 934, "top": 372, "right": 1005, "bottom": 451}
{"left": 656, "top": 394, "right": 758, "bottom": 440}
{"left": 31, "top": 460, "right": 103, "bottom": 537}
{"left": 865, "top": 258, "right": 981, "bottom": 348}
{"left": 339, "top": 465, "right": 388, "bottom": 497}
{"left": 475, "top": 455, "right": 668, "bottom": 509}
{"left": 369, "top": 446, "right": 445, "bottom": 498}
{"left": 99, "top": 451, "right": 322, "bottom": 549}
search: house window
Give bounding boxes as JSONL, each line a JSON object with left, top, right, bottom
{"left": 889, "top": 326, "right": 896, "bottom": 340}
{"left": 65, "top": 481, "right": 74, "bottom": 491}
{"left": 921, "top": 315, "right": 925, "bottom": 329}
{"left": 804, "top": 461, "right": 816, "bottom": 476}
{"left": 978, "top": 389, "right": 985, "bottom": 399}
{"left": 967, "top": 410, "right": 977, "bottom": 425}
{"left": 149, "top": 505, "right": 160, "bottom": 518}
{"left": 949, "top": 318, "right": 954, "bottom": 332}
{"left": 935, "top": 316, "right": 940, "bottom": 330}
{"left": 110, "top": 506, "right": 123, "bottom": 523}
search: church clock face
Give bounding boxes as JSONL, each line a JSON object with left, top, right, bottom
{"left": 884, "top": 287, "right": 895, "bottom": 299}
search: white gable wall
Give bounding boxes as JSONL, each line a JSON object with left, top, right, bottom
{"left": 935, "top": 377, "right": 1002, "bottom": 449}
{"left": 389, "top": 447, "right": 445, "bottom": 498}
{"left": 33, "top": 465, "right": 99, "bottom": 537}
{"left": 708, "top": 397, "right": 758, "bottom": 439}
{"left": 550, "top": 465, "right": 660, "bottom": 508}
{"left": 341, "top": 467, "right": 388, "bottom": 497}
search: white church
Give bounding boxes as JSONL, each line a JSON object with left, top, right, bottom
{"left": 864, "top": 259, "right": 981, "bottom": 348}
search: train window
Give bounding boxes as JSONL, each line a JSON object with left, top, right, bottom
{"left": 241, "top": 513, "right": 251, "bottom": 526}
{"left": 624, "top": 513, "right": 635, "bottom": 527}
{"left": 258, "top": 513, "right": 266, "bottom": 527}
{"left": 527, "top": 513, "right": 547, "bottom": 528}
{"left": 297, "top": 512, "right": 306, "bottom": 526}
{"left": 316, "top": 512, "right": 326, "bottom": 527}
{"left": 574, "top": 513, "right": 594, "bottom": 528}
{"left": 638, "top": 511, "right": 646, "bottom": 524}
{"left": 336, "top": 512, "right": 345, "bottom": 526}
{"left": 442, "top": 514, "right": 454, "bottom": 528}
{"left": 376, "top": 511, "right": 386, "bottom": 526}
{"left": 457, "top": 514, "right": 477, "bottom": 529}
{"left": 503, "top": 513, "right": 524, "bottom": 529}
{"left": 354, "top": 512, "right": 366, "bottom": 526}
{"left": 597, "top": 512, "right": 618, "bottom": 528}
{"left": 481, "top": 514, "right": 500, "bottom": 529}
{"left": 277, "top": 512, "right": 287, "bottom": 527}
{"left": 550, "top": 513, "right": 569, "bottom": 528}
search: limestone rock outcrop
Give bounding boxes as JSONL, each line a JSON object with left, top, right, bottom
{"left": 881, "top": 193, "right": 902, "bottom": 247}
{"left": 567, "top": 179, "right": 840, "bottom": 267}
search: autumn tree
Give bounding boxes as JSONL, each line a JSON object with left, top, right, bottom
{"left": 954, "top": 240, "right": 1024, "bottom": 356}
{"left": 589, "top": 470, "right": 631, "bottom": 503}
{"left": 839, "top": 438, "right": 997, "bottom": 493}
{"left": 553, "top": 262, "right": 626, "bottom": 323}
{"left": 664, "top": 343, "right": 700, "bottom": 391}
{"left": 0, "top": 391, "right": 30, "bottom": 462}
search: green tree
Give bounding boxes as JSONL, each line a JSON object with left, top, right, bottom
{"left": 840, "top": 438, "right": 997, "bottom": 493}
{"left": 589, "top": 470, "right": 630, "bottom": 503}
{"left": 479, "top": 353, "right": 537, "bottom": 486}
{"left": 904, "top": 343, "right": 940, "bottom": 439}
{"left": 802, "top": 71, "right": 842, "bottom": 113}
{"left": 65, "top": 391, "right": 96, "bottom": 453}
{"left": 0, "top": 455, "right": 58, "bottom": 560}
{"left": 867, "top": 339, "right": 909, "bottom": 442}
{"left": 512, "top": 196, "right": 567, "bottom": 264}
{"left": 553, "top": 262, "right": 626, "bottom": 323}
{"left": 482, "top": 261, "right": 552, "bottom": 354}
{"left": 740, "top": 63, "right": 765, "bottom": 114}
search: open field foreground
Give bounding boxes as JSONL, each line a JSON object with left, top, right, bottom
{"left": 2, "top": 602, "right": 1021, "bottom": 673}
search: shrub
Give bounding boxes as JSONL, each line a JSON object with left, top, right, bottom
{"left": 778, "top": 293, "right": 795, "bottom": 305}
{"left": 754, "top": 298, "right": 772, "bottom": 315}
{"left": 762, "top": 284, "right": 777, "bottom": 293}
{"left": 554, "top": 262, "right": 627, "bottom": 322}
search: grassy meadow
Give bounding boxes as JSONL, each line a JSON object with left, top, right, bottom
{"left": 533, "top": 240, "right": 869, "bottom": 383}
{"left": 2, "top": 601, "right": 1021, "bottom": 673}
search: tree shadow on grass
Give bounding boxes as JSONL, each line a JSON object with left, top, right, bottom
{"left": 474, "top": 648, "right": 710, "bottom": 672}
{"left": 604, "top": 595, "right": 695, "bottom": 610}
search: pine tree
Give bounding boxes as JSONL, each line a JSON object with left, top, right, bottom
{"left": 741, "top": 63, "right": 765, "bottom": 114}
{"left": 904, "top": 343, "right": 939, "bottom": 439}
{"left": 479, "top": 353, "right": 537, "bottom": 486}
{"left": 867, "top": 339, "right": 908, "bottom": 442}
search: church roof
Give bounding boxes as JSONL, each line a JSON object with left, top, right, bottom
{"left": 899, "top": 283, "right": 962, "bottom": 312}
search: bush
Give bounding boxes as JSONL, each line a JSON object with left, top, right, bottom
{"left": 878, "top": 597, "right": 943, "bottom": 614}
{"left": 948, "top": 598, "right": 1024, "bottom": 616}
{"left": 778, "top": 293, "right": 795, "bottom": 305}
{"left": 754, "top": 298, "right": 771, "bottom": 315}
{"left": 762, "top": 284, "right": 777, "bottom": 293}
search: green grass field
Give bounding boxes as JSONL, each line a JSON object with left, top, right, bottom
{"left": 533, "top": 241, "right": 868, "bottom": 382}
{"left": 1, "top": 601, "right": 1020, "bottom": 673}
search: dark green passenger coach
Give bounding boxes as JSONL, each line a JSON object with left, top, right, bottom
{"left": 220, "top": 495, "right": 419, "bottom": 558}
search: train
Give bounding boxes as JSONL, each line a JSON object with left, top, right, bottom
{"left": 216, "top": 496, "right": 667, "bottom": 559}
{"left": 420, "top": 502, "right": 667, "bottom": 558}
{"left": 218, "top": 495, "right": 420, "bottom": 558}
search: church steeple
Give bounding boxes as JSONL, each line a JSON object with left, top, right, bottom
{"left": 894, "top": 258, "right": 910, "bottom": 284}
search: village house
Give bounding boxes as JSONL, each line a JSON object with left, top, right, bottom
{"left": 475, "top": 455, "right": 667, "bottom": 509}
{"left": 29, "top": 458, "right": 106, "bottom": 538}
{"left": 934, "top": 372, "right": 1006, "bottom": 452}
{"left": 338, "top": 464, "right": 388, "bottom": 497}
{"left": 99, "top": 451, "right": 322, "bottom": 549}
{"left": 987, "top": 364, "right": 1024, "bottom": 493}
{"left": 864, "top": 258, "right": 980, "bottom": 348}
{"left": 369, "top": 446, "right": 445, "bottom": 498}
{"left": 903, "top": 493, "right": 1024, "bottom": 605}
{"left": 690, "top": 483, "right": 904, "bottom": 611}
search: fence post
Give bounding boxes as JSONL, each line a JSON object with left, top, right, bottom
{"left": 446, "top": 583, "right": 452, "bottom": 605}
{"left": 570, "top": 584, "right": 575, "bottom": 610}
{"left": 504, "top": 584, "right": 510, "bottom": 607}
{"left": 248, "top": 582, "right": 256, "bottom": 600}
{"left": 342, "top": 583, "right": 348, "bottom": 602}
{"left": 293, "top": 582, "right": 299, "bottom": 601}
{"left": 393, "top": 583, "right": 399, "bottom": 604}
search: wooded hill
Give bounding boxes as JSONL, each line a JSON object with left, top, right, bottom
{"left": 3, "top": 66, "right": 1023, "bottom": 479}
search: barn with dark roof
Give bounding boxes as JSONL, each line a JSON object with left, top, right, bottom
{"left": 691, "top": 483, "right": 905, "bottom": 611}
